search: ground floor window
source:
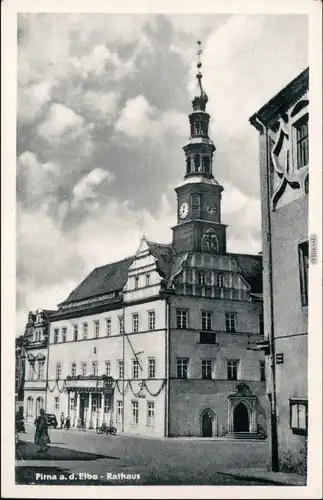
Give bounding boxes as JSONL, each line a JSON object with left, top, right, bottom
{"left": 147, "top": 402, "right": 155, "bottom": 427}
{"left": 116, "top": 400, "right": 123, "bottom": 423}
{"left": 290, "top": 398, "right": 308, "bottom": 435}
{"left": 104, "top": 395, "right": 111, "bottom": 414}
{"left": 131, "top": 401, "right": 139, "bottom": 425}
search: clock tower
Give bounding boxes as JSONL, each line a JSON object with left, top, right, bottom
{"left": 172, "top": 43, "right": 227, "bottom": 255}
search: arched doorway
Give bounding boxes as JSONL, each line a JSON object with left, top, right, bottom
{"left": 233, "top": 402, "right": 249, "bottom": 432}
{"left": 200, "top": 409, "right": 215, "bottom": 437}
{"left": 35, "top": 397, "right": 44, "bottom": 417}
{"left": 26, "top": 396, "right": 33, "bottom": 420}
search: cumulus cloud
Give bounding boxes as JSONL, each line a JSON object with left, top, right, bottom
{"left": 72, "top": 167, "right": 116, "bottom": 208}
{"left": 115, "top": 95, "right": 187, "bottom": 141}
{"left": 18, "top": 80, "right": 54, "bottom": 123}
{"left": 37, "top": 103, "right": 85, "bottom": 140}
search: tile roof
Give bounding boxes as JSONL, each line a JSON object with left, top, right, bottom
{"left": 227, "top": 253, "right": 263, "bottom": 294}
{"left": 60, "top": 256, "right": 134, "bottom": 306}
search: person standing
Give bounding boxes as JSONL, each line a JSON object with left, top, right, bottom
{"left": 65, "top": 415, "right": 71, "bottom": 430}
{"left": 34, "top": 409, "right": 50, "bottom": 453}
{"left": 60, "top": 412, "right": 65, "bottom": 429}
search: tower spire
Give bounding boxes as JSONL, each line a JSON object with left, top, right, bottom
{"left": 192, "top": 40, "right": 208, "bottom": 112}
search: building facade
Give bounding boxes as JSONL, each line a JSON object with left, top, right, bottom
{"left": 15, "top": 335, "right": 25, "bottom": 416}
{"left": 22, "top": 309, "right": 54, "bottom": 422}
{"left": 23, "top": 54, "right": 267, "bottom": 438}
{"left": 250, "top": 68, "right": 309, "bottom": 472}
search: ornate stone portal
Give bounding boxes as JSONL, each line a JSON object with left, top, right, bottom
{"left": 228, "top": 383, "right": 258, "bottom": 433}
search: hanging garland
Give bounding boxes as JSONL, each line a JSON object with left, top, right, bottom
{"left": 47, "top": 380, "right": 56, "bottom": 393}
{"left": 144, "top": 379, "right": 165, "bottom": 397}
{"left": 115, "top": 380, "right": 129, "bottom": 396}
{"left": 128, "top": 380, "right": 144, "bottom": 398}
{"left": 56, "top": 379, "right": 66, "bottom": 393}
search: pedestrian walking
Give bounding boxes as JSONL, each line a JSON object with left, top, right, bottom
{"left": 34, "top": 408, "right": 50, "bottom": 453}
{"left": 60, "top": 412, "right": 65, "bottom": 429}
{"left": 65, "top": 416, "right": 71, "bottom": 430}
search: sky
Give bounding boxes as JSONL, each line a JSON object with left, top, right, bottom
{"left": 16, "top": 13, "right": 308, "bottom": 335}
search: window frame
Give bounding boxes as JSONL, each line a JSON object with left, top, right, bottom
{"left": 81, "top": 361, "right": 87, "bottom": 377}
{"left": 260, "top": 360, "right": 266, "bottom": 381}
{"left": 176, "top": 308, "right": 188, "bottom": 329}
{"left": 225, "top": 312, "right": 237, "bottom": 333}
{"left": 298, "top": 240, "right": 309, "bottom": 307}
{"left": 201, "top": 359, "right": 213, "bottom": 380}
{"left": 148, "top": 358, "right": 156, "bottom": 379}
{"left": 94, "top": 320, "right": 100, "bottom": 339}
{"left": 83, "top": 322, "right": 88, "bottom": 340}
{"left": 132, "top": 359, "right": 139, "bottom": 379}
{"left": 148, "top": 310, "right": 156, "bottom": 331}
{"left": 227, "top": 359, "right": 240, "bottom": 381}
{"left": 132, "top": 313, "right": 139, "bottom": 333}
{"left": 73, "top": 324, "right": 78, "bottom": 341}
{"left": 177, "top": 358, "right": 189, "bottom": 379}
{"left": 118, "top": 316, "right": 124, "bottom": 335}
{"left": 71, "top": 362, "right": 77, "bottom": 377}
{"left": 62, "top": 327, "right": 67, "bottom": 343}
{"left": 131, "top": 400, "right": 139, "bottom": 425}
{"left": 105, "top": 361, "right": 111, "bottom": 377}
{"left": 201, "top": 311, "right": 212, "bottom": 331}
{"left": 116, "top": 400, "right": 123, "bottom": 423}
{"left": 295, "top": 114, "right": 309, "bottom": 170}
{"left": 53, "top": 328, "right": 59, "bottom": 344}
{"left": 118, "top": 360, "right": 124, "bottom": 379}
{"left": 289, "top": 398, "right": 308, "bottom": 436}
{"left": 147, "top": 401, "right": 155, "bottom": 427}
{"left": 56, "top": 363, "right": 62, "bottom": 380}
{"left": 106, "top": 318, "right": 111, "bottom": 337}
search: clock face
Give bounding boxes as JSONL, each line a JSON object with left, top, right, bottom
{"left": 205, "top": 204, "right": 217, "bottom": 216}
{"left": 179, "top": 202, "right": 189, "bottom": 219}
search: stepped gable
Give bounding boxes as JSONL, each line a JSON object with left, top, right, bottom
{"left": 59, "top": 256, "right": 135, "bottom": 306}
{"left": 228, "top": 253, "right": 263, "bottom": 294}
{"left": 145, "top": 240, "right": 176, "bottom": 279}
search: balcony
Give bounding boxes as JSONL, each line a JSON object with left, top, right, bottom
{"left": 64, "top": 375, "right": 115, "bottom": 392}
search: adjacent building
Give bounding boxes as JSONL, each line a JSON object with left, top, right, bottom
{"left": 15, "top": 335, "right": 25, "bottom": 416}
{"left": 250, "top": 67, "right": 309, "bottom": 472}
{"left": 22, "top": 309, "right": 54, "bottom": 422}
{"left": 43, "top": 56, "right": 267, "bottom": 438}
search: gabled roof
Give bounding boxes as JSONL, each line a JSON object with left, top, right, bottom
{"left": 60, "top": 256, "right": 134, "bottom": 306}
{"left": 227, "top": 253, "right": 263, "bottom": 294}
{"left": 146, "top": 241, "right": 175, "bottom": 279}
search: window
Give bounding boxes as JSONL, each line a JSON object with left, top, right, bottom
{"left": 225, "top": 313, "right": 236, "bottom": 333}
{"left": 259, "top": 314, "right": 264, "bottom": 335}
{"left": 146, "top": 274, "right": 151, "bottom": 286}
{"left": 104, "top": 394, "right": 110, "bottom": 414}
{"left": 131, "top": 401, "right": 139, "bottom": 425}
{"left": 116, "top": 401, "right": 123, "bottom": 423}
{"left": 106, "top": 318, "right": 111, "bottom": 337}
{"left": 227, "top": 360, "right": 239, "bottom": 381}
{"left": 92, "top": 361, "right": 98, "bottom": 376}
{"left": 38, "top": 361, "right": 45, "bottom": 380}
{"left": 94, "top": 320, "right": 100, "bottom": 338}
{"left": 71, "top": 362, "right": 76, "bottom": 377}
{"left": 69, "top": 398, "right": 75, "bottom": 412}
{"left": 177, "top": 358, "right": 189, "bottom": 379}
{"left": 83, "top": 322, "right": 88, "bottom": 340}
{"left": 290, "top": 399, "right": 308, "bottom": 435}
{"left": 28, "top": 362, "right": 35, "bottom": 380}
{"left": 134, "top": 276, "right": 139, "bottom": 289}
{"left": 260, "top": 361, "right": 266, "bottom": 381}
{"left": 132, "top": 360, "right": 139, "bottom": 379}
{"left": 202, "top": 360, "right": 213, "bottom": 380}
{"left": 54, "top": 328, "right": 59, "bottom": 344}
{"left": 299, "top": 241, "right": 309, "bottom": 306}
{"left": 105, "top": 361, "right": 111, "bottom": 377}
{"left": 147, "top": 402, "right": 155, "bottom": 427}
{"left": 148, "top": 311, "right": 156, "bottom": 331}
{"left": 62, "top": 327, "right": 67, "bottom": 343}
{"left": 148, "top": 358, "right": 156, "bottom": 379}
{"left": 191, "top": 193, "right": 201, "bottom": 217}
{"left": 56, "top": 363, "right": 62, "bottom": 380}
{"left": 199, "top": 331, "right": 216, "bottom": 344}
{"left": 177, "top": 309, "right": 188, "bottom": 329}
{"left": 198, "top": 271, "right": 206, "bottom": 286}
{"left": 118, "top": 316, "right": 124, "bottom": 335}
{"left": 295, "top": 116, "right": 309, "bottom": 169}
{"left": 118, "top": 361, "right": 124, "bottom": 379}
{"left": 73, "top": 324, "right": 78, "bottom": 341}
{"left": 132, "top": 313, "right": 139, "bottom": 333}
{"left": 54, "top": 397, "right": 59, "bottom": 410}
{"left": 201, "top": 311, "right": 212, "bottom": 331}
{"left": 215, "top": 274, "right": 224, "bottom": 287}
{"left": 81, "top": 362, "right": 87, "bottom": 377}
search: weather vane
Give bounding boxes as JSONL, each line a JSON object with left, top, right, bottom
{"left": 197, "top": 40, "right": 203, "bottom": 73}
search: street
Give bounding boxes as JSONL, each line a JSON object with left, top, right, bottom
{"left": 16, "top": 425, "right": 273, "bottom": 485}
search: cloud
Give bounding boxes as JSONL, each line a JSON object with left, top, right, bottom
{"left": 18, "top": 80, "right": 54, "bottom": 123}
{"left": 115, "top": 95, "right": 187, "bottom": 141}
{"left": 72, "top": 167, "right": 116, "bottom": 208}
{"left": 82, "top": 90, "right": 120, "bottom": 120}
{"left": 37, "top": 103, "right": 85, "bottom": 140}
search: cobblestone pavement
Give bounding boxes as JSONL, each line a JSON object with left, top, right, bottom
{"left": 16, "top": 426, "right": 274, "bottom": 486}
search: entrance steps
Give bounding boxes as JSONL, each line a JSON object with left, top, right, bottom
{"left": 226, "top": 432, "right": 265, "bottom": 440}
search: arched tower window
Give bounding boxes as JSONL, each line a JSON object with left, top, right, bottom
{"left": 202, "top": 156, "right": 211, "bottom": 173}
{"left": 186, "top": 156, "right": 191, "bottom": 174}
{"left": 194, "top": 154, "right": 200, "bottom": 173}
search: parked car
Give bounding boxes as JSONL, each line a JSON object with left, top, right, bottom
{"left": 34, "top": 413, "right": 58, "bottom": 428}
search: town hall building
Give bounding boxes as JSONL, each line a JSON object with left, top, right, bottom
{"left": 22, "top": 52, "right": 267, "bottom": 438}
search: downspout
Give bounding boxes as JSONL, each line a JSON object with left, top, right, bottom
{"left": 253, "top": 114, "right": 279, "bottom": 472}
{"left": 164, "top": 294, "right": 170, "bottom": 437}
{"left": 44, "top": 320, "right": 51, "bottom": 412}
{"left": 122, "top": 300, "right": 125, "bottom": 434}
